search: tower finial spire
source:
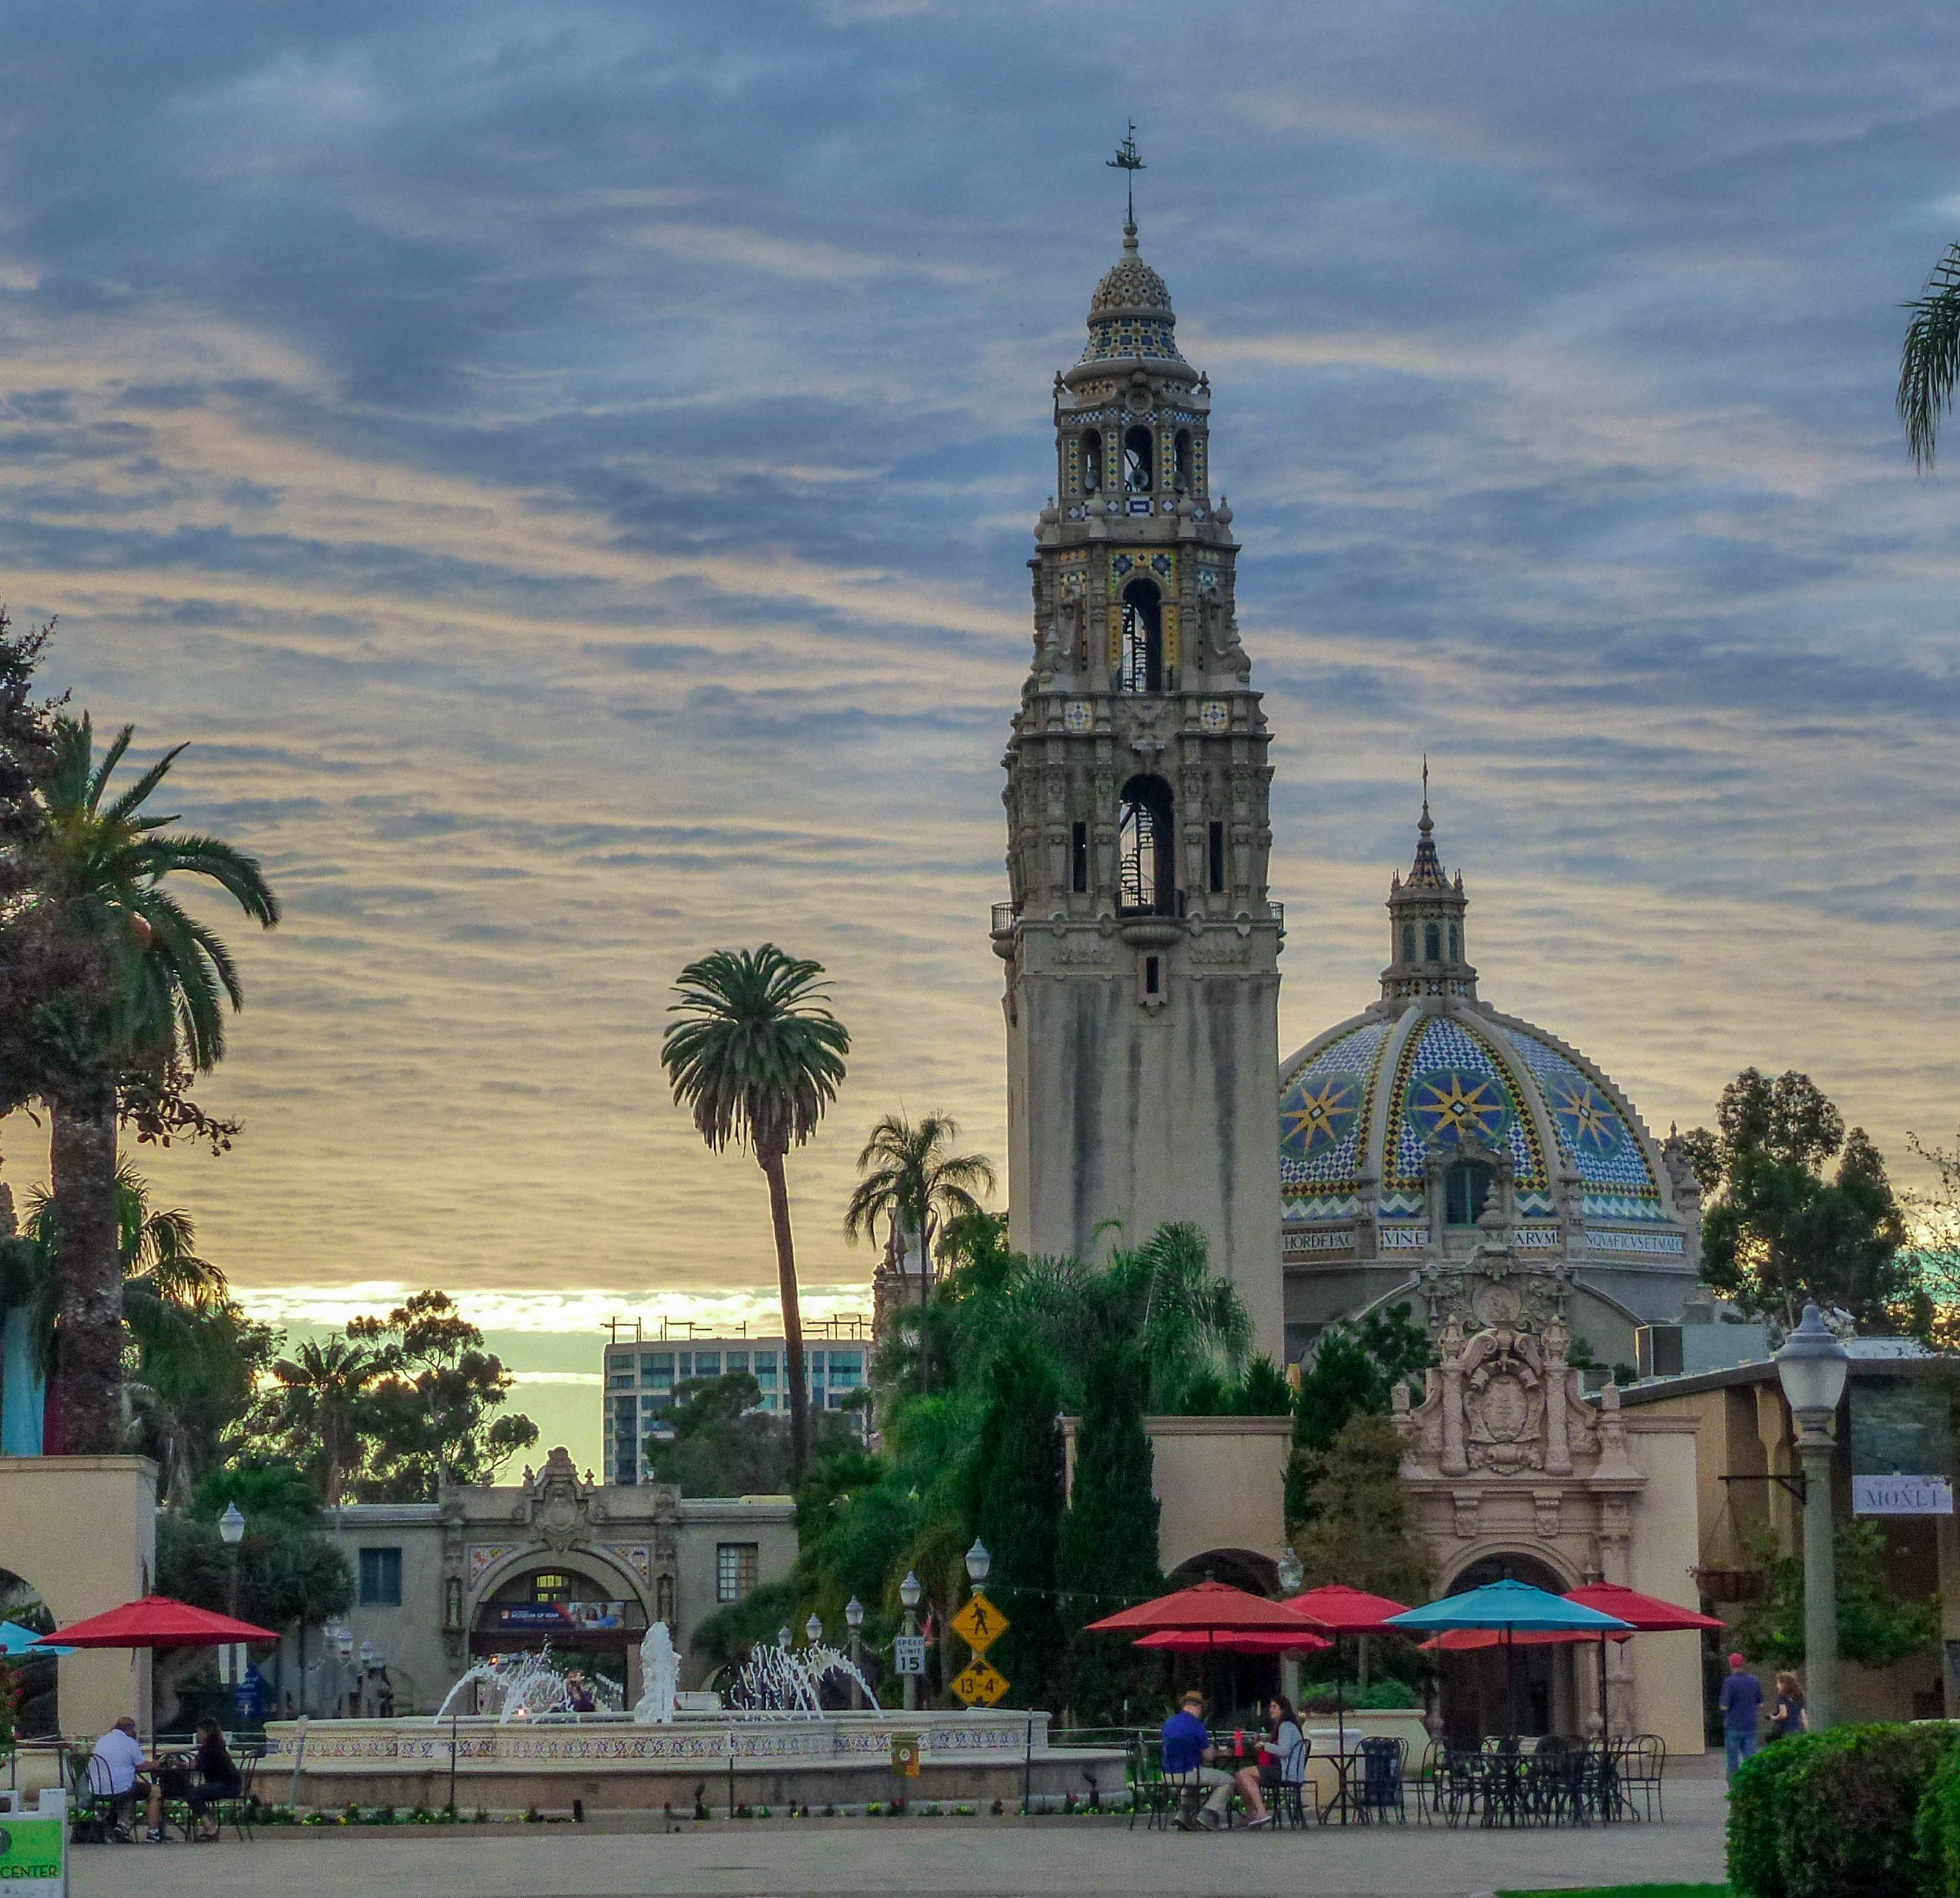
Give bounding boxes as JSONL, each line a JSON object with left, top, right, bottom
{"left": 1108, "top": 123, "right": 1145, "bottom": 247}
{"left": 1421, "top": 753, "right": 1431, "bottom": 829}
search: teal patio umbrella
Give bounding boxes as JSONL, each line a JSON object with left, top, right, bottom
{"left": 1387, "top": 1581, "right": 1632, "bottom": 1740}
{"left": 0, "top": 1622, "right": 73, "bottom": 1658}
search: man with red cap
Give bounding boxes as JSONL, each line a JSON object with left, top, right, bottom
{"left": 1719, "top": 1651, "right": 1765, "bottom": 1777}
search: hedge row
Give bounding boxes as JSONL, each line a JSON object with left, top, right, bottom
{"left": 1728, "top": 1722, "right": 1960, "bottom": 1898}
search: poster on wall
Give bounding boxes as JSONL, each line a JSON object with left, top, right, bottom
{"left": 1849, "top": 1379, "right": 1955, "bottom": 1515}
{"left": 492, "top": 1601, "right": 629, "bottom": 1631}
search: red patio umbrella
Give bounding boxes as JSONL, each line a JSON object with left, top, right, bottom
{"left": 34, "top": 1595, "right": 278, "bottom": 1649}
{"left": 1087, "top": 1580, "right": 1333, "bottom": 1635}
{"left": 1561, "top": 1583, "right": 1724, "bottom": 1739}
{"left": 1136, "top": 1626, "right": 1332, "bottom": 1656}
{"left": 1281, "top": 1583, "right": 1411, "bottom": 1757}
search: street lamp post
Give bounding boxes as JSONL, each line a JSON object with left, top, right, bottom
{"left": 336, "top": 1625, "right": 355, "bottom": 1718}
{"left": 805, "top": 1612, "right": 823, "bottom": 1648}
{"left": 1276, "top": 1545, "right": 1305, "bottom": 1709}
{"left": 219, "top": 1502, "right": 246, "bottom": 1700}
{"left": 359, "top": 1640, "right": 375, "bottom": 1719}
{"left": 899, "top": 1570, "right": 922, "bottom": 1713}
{"left": 1776, "top": 1303, "right": 1851, "bottom": 1731}
{"left": 845, "top": 1597, "right": 865, "bottom": 1710}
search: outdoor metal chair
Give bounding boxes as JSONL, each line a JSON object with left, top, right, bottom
{"left": 1619, "top": 1735, "right": 1665, "bottom": 1822}
{"left": 1265, "top": 1732, "right": 1316, "bottom": 1830}
{"left": 200, "top": 1748, "right": 262, "bottom": 1842}
{"left": 1353, "top": 1735, "right": 1406, "bottom": 1824}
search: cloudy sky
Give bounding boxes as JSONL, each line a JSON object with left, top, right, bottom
{"left": 2, "top": 3, "right": 1956, "bottom": 1450}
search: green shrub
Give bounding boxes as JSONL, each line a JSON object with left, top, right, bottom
{"left": 1917, "top": 1730, "right": 1960, "bottom": 1897}
{"left": 1729, "top": 1722, "right": 1956, "bottom": 1898}
{"left": 1730, "top": 1736, "right": 1828, "bottom": 1898}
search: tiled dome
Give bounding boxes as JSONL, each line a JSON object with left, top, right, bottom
{"left": 1077, "top": 225, "right": 1187, "bottom": 367}
{"left": 1090, "top": 252, "right": 1174, "bottom": 321}
{"left": 1277, "top": 1003, "right": 1687, "bottom": 1263}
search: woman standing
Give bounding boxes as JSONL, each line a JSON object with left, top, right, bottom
{"left": 1768, "top": 1673, "right": 1809, "bottom": 1741}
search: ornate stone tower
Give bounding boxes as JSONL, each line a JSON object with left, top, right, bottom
{"left": 993, "top": 207, "right": 1284, "bottom": 1355}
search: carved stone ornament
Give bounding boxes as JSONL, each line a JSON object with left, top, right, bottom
{"left": 512, "top": 1446, "right": 604, "bottom": 1553}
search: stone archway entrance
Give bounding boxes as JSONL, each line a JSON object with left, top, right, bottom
{"left": 1437, "top": 1552, "right": 1577, "bottom": 1744}
{"left": 0, "top": 1565, "right": 59, "bottom": 1737}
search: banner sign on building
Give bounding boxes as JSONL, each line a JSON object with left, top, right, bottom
{"left": 492, "top": 1601, "right": 627, "bottom": 1631}
{"left": 1850, "top": 1379, "right": 1955, "bottom": 1516}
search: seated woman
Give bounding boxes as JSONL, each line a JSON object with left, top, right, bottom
{"left": 184, "top": 1719, "right": 241, "bottom": 1841}
{"left": 1259, "top": 1695, "right": 1307, "bottom": 1816}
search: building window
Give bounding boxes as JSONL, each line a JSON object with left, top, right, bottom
{"left": 1448, "top": 923, "right": 1459, "bottom": 959}
{"left": 726, "top": 1351, "right": 748, "bottom": 1373}
{"left": 1116, "top": 580, "right": 1162, "bottom": 692}
{"left": 532, "top": 1572, "right": 571, "bottom": 1603}
{"left": 358, "top": 1547, "right": 403, "bottom": 1608}
{"left": 753, "top": 1352, "right": 776, "bottom": 1386}
{"left": 1071, "top": 821, "right": 1088, "bottom": 894}
{"left": 642, "top": 1352, "right": 673, "bottom": 1388}
{"left": 1424, "top": 921, "right": 1441, "bottom": 961}
{"left": 1118, "top": 774, "right": 1175, "bottom": 916}
{"left": 1174, "top": 428, "right": 1193, "bottom": 492}
{"left": 1145, "top": 954, "right": 1161, "bottom": 995}
{"left": 608, "top": 1371, "right": 634, "bottom": 1389}
{"left": 1445, "top": 1162, "right": 1495, "bottom": 1228}
{"left": 717, "top": 1543, "right": 759, "bottom": 1604}
{"left": 1208, "top": 821, "right": 1224, "bottom": 894}
{"left": 1123, "top": 425, "right": 1153, "bottom": 493}
{"left": 694, "top": 1351, "right": 720, "bottom": 1377}
{"left": 1401, "top": 922, "right": 1416, "bottom": 962}
{"left": 1081, "top": 429, "right": 1102, "bottom": 493}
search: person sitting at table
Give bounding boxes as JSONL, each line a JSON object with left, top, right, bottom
{"left": 89, "top": 1716, "right": 154, "bottom": 1842}
{"left": 1160, "top": 1691, "right": 1268, "bottom": 1830}
{"left": 182, "top": 1719, "right": 242, "bottom": 1841}
{"left": 1259, "top": 1697, "right": 1307, "bottom": 1813}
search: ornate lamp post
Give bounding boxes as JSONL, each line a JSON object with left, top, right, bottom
{"left": 334, "top": 1624, "right": 355, "bottom": 1717}
{"left": 899, "top": 1569, "right": 922, "bottom": 1713}
{"left": 805, "top": 1612, "right": 823, "bottom": 1648}
{"left": 845, "top": 1597, "right": 866, "bottom": 1710}
{"left": 358, "top": 1639, "right": 375, "bottom": 1719}
{"left": 964, "top": 1539, "right": 991, "bottom": 1589}
{"left": 1776, "top": 1304, "right": 1851, "bottom": 1730}
{"left": 1276, "top": 1546, "right": 1305, "bottom": 1708}
{"left": 219, "top": 1501, "right": 245, "bottom": 1615}
{"left": 777, "top": 1625, "right": 793, "bottom": 1650}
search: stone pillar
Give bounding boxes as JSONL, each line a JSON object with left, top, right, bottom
{"left": 1440, "top": 1364, "right": 1467, "bottom": 1478}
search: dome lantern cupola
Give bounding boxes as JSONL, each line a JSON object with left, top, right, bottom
{"left": 1383, "top": 778, "right": 1475, "bottom": 1007}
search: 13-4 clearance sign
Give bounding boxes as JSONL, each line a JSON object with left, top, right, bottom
{"left": 0, "top": 1816, "right": 66, "bottom": 1893}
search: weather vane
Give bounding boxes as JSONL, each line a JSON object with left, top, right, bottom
{"left": 1107, "top": 123, "right": 1145, "bottom": 229}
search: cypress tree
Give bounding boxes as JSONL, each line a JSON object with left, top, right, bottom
{"left": 968, "top": 1330, "right": 1066, "bottom": 1703}
{"left": 1057, "top": 1340, "right": 1162, "bottom": 1722}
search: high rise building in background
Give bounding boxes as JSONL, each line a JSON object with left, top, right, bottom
{"left": 599, "top": 1318, "right": 871, "bottom": 1485}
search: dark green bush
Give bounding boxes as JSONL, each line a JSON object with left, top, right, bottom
{"left": 1917, "top": 1730, "right": 1960, "bottom": 1897}
{"left": 1729, "top": 1732, "right": 1829, "bottom": 1898}
{"left": 1729, "top": 1722, "right": 1957, "bottom": 1898}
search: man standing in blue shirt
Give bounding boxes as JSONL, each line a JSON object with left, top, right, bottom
{"left": 1719, "top": 1651, "right": 1765, "bottom": 1777}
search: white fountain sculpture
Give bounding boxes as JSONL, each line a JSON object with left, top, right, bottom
{"left": 632, "top": 1622, "right": 682, "bottom": 1724}
{"left": 724, "top": 1640, "right": 877, "bottom": 1719}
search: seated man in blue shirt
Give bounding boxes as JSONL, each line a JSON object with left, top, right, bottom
{"left": 1160, "top": 1691, "right": 1267, "bottom": 1829}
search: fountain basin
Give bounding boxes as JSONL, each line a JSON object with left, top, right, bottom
{"left": 263, "top": 1711, "right": 1123, "bottom": 1814}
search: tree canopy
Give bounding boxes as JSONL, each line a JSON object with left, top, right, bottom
{"left": 1682, "top": 1069, "right": 1908, "bottom": 1328}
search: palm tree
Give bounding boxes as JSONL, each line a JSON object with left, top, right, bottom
{"left": 660, "top": 945, "right": 850, "bottom": 1479}
{"left": 23, "top": 715, "right": 278, "bottom": 1452}
{"left": 1900, "top": 244, "right": 1960, "bottom": 467}
{"left": 844, "top": 1113, "right": 995, "bottom": 1398}
{"left": 269, "top": 1336, "right": 382, "bottom": 1507}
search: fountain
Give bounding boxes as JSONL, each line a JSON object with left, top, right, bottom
{"left": 432, "top": 1647, "right": 624, "bottom": 1723}
{"left": 272, "top": 1622, "right": 1109, "bottom": 1813}
{"left": 722, "top": 1639, "right": 877, "bottom": 1716}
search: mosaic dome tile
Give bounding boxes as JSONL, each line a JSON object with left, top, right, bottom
{"left": 1278, "top": 1018, "right": 1391, "bottom": 1201}
{"left": 1491, "top": 1023, "right": 1669, "bottom": 1220}
{"left": 1385, "top": 1014, "right": 1546, "bottom": 1194}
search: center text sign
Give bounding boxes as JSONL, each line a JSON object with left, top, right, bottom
{"left": 1854, "top": 1474, "right": 1954, "bottom": 1516}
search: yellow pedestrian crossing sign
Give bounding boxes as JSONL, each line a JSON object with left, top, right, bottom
{"left": 950, "top": 1657, "right": 1010, "bottom": 1707}
{"left": 951, "top": 1591, "right": 1007, "bottom": 1653}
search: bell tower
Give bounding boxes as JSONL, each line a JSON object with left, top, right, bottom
{"left": 993, "top": 192, "right": 1284, "bottom": 1354}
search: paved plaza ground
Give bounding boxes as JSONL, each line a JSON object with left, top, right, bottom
{"left": 67, "top": 1777, "right": 1728, "bottom": 1898}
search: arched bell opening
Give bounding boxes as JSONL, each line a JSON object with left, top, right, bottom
{"left": 1117, "top": 773, "right": 1176, "bottom": 917}
{"left": 1117, "top": 579, "right": 1163, "bottom": 693}
{"left": 1081, "top": 429, "right": 1102, "bottom": 494}
{"left": 1123, "top": 424, "right": 1154, "bottom": 494}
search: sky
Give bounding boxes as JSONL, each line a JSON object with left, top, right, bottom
{"left": 1, "top": 2, "right": 1958, "bottom": 1470}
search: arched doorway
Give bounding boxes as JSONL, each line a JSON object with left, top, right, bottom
{"left": 466, "top": 1555, "right": 650, "bottom": 1710}
{"left": 1437, "top": 1553, "right": 1578, "bottom": 1744}
{"left": 1164, "top": 1550, "right": 1284, "bottom": 1720}
{"left": 0, "top": 1565, "right": 59, "bottom": 1737}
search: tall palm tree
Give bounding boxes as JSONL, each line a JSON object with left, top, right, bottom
{"left": 23, "top": 715, "right": 278, "bottom": 1452}
{"left": 660, "top": 945, "right": 850, "bottom": 1479}
{"left": 843, "top": 1113, "right": 994, "bottom": 1398}
{"left": 1900, "top": 243, "right": 1960, "bottom": 467}
{"left": 269, "top": 1336, "right": 382, "bottom": 1507}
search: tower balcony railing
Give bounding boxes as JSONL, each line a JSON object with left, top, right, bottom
{"left": 991, "top": 901, "right": 1016, "bottom": 935}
